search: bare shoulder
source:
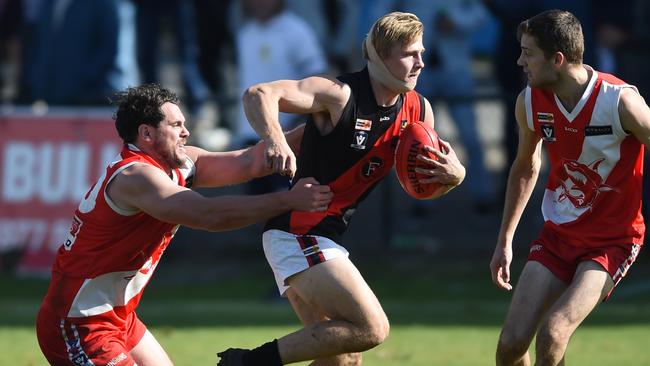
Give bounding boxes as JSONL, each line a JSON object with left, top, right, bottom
{"left": 515, "top": 89, "right": 526, "bottom": 109}
{"left": 618, "top": 87, "right": 649, "bottom": 118}
{"left": 514, "top": 89, "right": 529, "bottom": 123}
{"left": 107, "top": 163, "right": 175, "bottom": 210}
{"left": 300, "top": 74, "right": 351, "bottom": 107}
{"left": 618, "top": 87, "right": 650, "bottom": 146}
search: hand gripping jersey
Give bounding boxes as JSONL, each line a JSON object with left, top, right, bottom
{"left": 524, "top": 66, "right": 645, "bottom": 247}
{"left": 40, "top": 144, "right": 195, "bottom": 324}
{"left": 265, "top": 68, "right": 425, "bottom": 242}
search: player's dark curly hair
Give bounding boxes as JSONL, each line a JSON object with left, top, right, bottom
{"left": 112, "top": 84, "right": 180, "bottom": 144}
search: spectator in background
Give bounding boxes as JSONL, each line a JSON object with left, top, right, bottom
{"left": 232, "top": 0, "right": 328, "bottom": 195}
{"left": 192, "top": 0, "right": 237, "bottom": 146}
{"left": 20, "top": 0, "right": 122, "bottom": 105}
{"left": 0, "top": 0, "right": 22, "bottom": 103}
{"left": 404, "top": 0, "right": 495, "bottom": 213}
{"left": 193, "top": 0, "right": 234, "bottom": 100}
{"left": 135, "top": 0, "right": 211, "bottom": 119}
{"left": 114, "top": 0, "right": 139, "bottom": 91}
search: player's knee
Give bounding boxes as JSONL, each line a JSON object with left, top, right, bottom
{"left": 536, "top": 320, "right": 570, "bottom": 351}
{"left": 496, "top": 329, "right": 529, "bottom": 360}
{"left": 361, "top": 313, "right": 389, "bottom": 349}
{"left": 345, "top": 352, "right": 363, "bottom": 365}
{"left": 336, "top": 352, "right": 362, "bottom": 366}
{"left": 313, "top": 353, "right": 362, "bottom": 366}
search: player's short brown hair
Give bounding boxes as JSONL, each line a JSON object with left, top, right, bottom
{"left": 112, "top": 84, "right": 179, "bottom": 144}
{"left": 363, "top": 12, "right": 423, "bottom": 60}
{"left": 517, "top": 9, "right": 584, "bottom": 64}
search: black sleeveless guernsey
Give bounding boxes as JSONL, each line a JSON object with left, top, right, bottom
{"left": 264, "top": 67, "right": 425, "bottom": 243}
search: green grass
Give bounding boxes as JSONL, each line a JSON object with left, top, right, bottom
{"left": 2, "top": 257, "right": 650, "bottom": 365}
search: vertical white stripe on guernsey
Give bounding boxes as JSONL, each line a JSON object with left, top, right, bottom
{"left": 60, "top": 319, "right": 95, "bottom": 366}
{"left": 525, "top": 86, "right": 534, "bottom": 132}
{"left": 578, "top": 81, "right": 623, "bottom": 182}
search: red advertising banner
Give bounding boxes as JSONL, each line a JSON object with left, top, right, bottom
{"left": 0, "top": 112, "right": 121, "bottom": 276}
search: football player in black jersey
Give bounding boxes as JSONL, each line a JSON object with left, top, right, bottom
{"left": 219, "top": 12, "right": 465, "bottom": 366}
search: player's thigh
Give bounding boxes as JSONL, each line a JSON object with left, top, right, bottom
{"left": 503, "top": 261, "right": 567, "bottom": 340}
{"left": 543, "top": 260, "right": 613, "bottom": 330}
{"left": 286, "top": 287, "right": 329, "bottom": 325}
{"left": 130, "top": 329, "right": 173, "bottom": 366}
{"left": 287, "top": 257, "right": 385, "bottom": 325}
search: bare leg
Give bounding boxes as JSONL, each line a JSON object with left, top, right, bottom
{"left": 130, "top": 330, "right": 173, "bottom": 366}
{"left": 496, "top": 261, "right": 566, "bottom": 366}
{"left": 286, "top": 289, "right": 362, "bottom": 366}
{"left": 277, "top": 257, "right": 389, "bottom": 364}
{"left": 534, "top": 261, "right": 613, "bottom": 366}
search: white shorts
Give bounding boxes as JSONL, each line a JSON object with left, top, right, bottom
{"left": 263, "top": 229, "right": 349, "bottom": 296}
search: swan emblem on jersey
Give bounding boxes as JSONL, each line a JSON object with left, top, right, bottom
{"left": 558, "top": 158, "right": 615, "bottom": 209}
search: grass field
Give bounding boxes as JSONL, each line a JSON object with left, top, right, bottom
{"left": 2, "top": 256, "right": 650, "bottom": 365}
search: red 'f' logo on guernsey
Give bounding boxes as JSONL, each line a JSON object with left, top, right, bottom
{"left": 558, "top": 158, "right": 616, "bottom": 209}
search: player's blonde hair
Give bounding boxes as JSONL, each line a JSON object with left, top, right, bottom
{"left": 362, "top": 12, "right": 423, "bottom": 60}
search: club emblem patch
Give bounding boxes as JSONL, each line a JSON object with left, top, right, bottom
{"left": 540, "top": 124, "right": 555, "bottom": 142}
{"left": 351, "top": 131, "right": 368, "bottom": 150}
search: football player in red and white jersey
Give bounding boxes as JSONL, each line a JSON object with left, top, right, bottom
{"left": 35, "top": 84, "right": 333, "bottom": 366}
{"left": 490, "top": 10, "right": 650, "bottom": 366}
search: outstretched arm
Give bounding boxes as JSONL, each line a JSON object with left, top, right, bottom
{"left": 490, "top": 90, "right": 542, "bottom": 291}
{"left": 187, "top": 125, "right": 306, "bottom": 188}
{"left": 106, "top": 164, "right": 332, "bottom": 232}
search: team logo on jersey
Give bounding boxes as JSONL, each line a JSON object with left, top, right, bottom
{"left": 400, "top": 120, "right": 409, "bottom": 130}
{"left": 540, "top": 124, "right": 555, "bottom": 141}
{"left": 361, "top": 157, "right": 383, "bottom": 178}
{"left": 355, "top": 118, "right": 372, "bottom": 131}
{"left": 558, "top": 158, "right": 616, "bottom": 209}
{"left": 351, "top": 131, "right": 368, "bottom": 150}
{"left": 537, "top": 112, "right": 554, "bottom": 123}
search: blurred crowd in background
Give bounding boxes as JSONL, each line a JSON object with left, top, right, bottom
{"left": 1, "top": 0, "right": 649, "bottom": 217}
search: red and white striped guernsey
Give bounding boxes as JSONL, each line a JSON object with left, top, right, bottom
{"left": 524, "top": 66, "right": 645, "bottom": 248}
{"left": 41, "top": 144, "right": 195, "bottom": 325}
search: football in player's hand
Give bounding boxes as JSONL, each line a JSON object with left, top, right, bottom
{"left": 394, "top": 122, "right": 442, "bottom": 199}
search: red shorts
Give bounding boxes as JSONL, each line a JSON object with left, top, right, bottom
{"left": 528, "top": 238, "right": 641, "bottom": 289}
{"left": 36, "top": 306, "right": 146, "bottom": 366}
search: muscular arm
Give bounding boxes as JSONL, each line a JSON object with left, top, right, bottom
{"left": 106, "top": 164, "right": 332, "bottom": 232}
{"left": 187, "top": 125, "right": 306, "bottom": 188}
{"left": 490, "top": 90, "right": 542, "bottom": 290}
{"left": 619, "top": 88, "right": 650, "bottom": 150}
{"left": 242, "top": 76, "right": 350, "bottom": 176}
